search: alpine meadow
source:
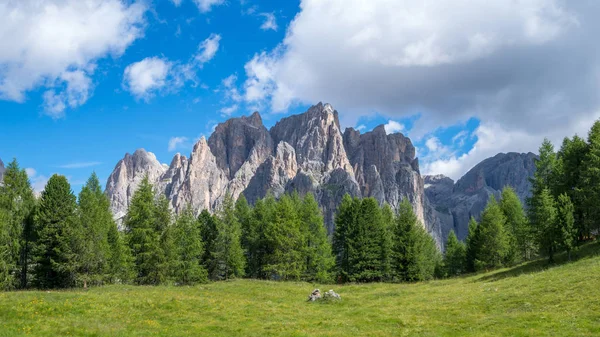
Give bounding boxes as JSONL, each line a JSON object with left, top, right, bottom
{"left": 2, "top": 0, "right": 600, "bottom": 336}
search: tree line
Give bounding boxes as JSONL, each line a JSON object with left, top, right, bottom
{"left": 442, "top": 120, "right": 600, "bottom": 277}
{"left": 2, "top": 120, "right": 599, "bottom": 289}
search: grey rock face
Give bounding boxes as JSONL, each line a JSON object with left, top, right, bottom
{"left": 425, "top": 152, "right": 537, "bottom": 242}
{"left": 106, "top": 149, "right": 167, "bottom": 222}
{"left": 0, "top": 158, "right": 5, "bottom": 183}
{"left": 105, "top": 103, "right": 444, "bottom": 247}
{"left": 343, "top": 124, "right": 442, "bottom": 246}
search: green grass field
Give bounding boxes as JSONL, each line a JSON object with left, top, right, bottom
{"left": 1, "top": 243, "right": 599, "bottom": 337}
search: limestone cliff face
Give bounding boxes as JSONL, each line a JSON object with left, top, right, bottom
{"left": 106, "top": 104, "right": 444, "bottom": 247}
{"left": 106, "top": 149, "right": 167, "bottom": 222}
{"left": 343, "top": 124, "right": 442, "bottom": 245}
{"left": 424, "top": 152, "right": 537, "bottom": 242}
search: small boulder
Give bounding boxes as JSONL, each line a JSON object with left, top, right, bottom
{"left": 308, "top": 289, "right": 322, "bottom": 301}
{"left": 323, "top": 289, "right": 341, "bottom": 301}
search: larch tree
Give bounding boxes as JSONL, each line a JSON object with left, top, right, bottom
{"left": 172, "top": 206, "right": 207, "bottom": 285}
{"left": 443, "top": 230, "right": 466, "bottom": 277}
{"left": 473, "top": 196, "right": 509, "bottom": 271}
{"left": 211, "top": 193, "right": 245, "bottom": 280}
{"left": 299, "top": 192, "right": 334, "bottom": 283}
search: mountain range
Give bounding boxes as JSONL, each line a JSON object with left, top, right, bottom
{"left": 103, "top": 103, "right": 538, "bottom": 248}
{"left": 0, "top": 103, "right": 538, "bottom": 248}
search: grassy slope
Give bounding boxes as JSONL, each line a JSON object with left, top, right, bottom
{"left": 1, "top": 243, "right": 599, "bottom": 337}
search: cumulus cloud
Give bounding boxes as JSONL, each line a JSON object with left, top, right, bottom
{"left": 242, "top": 0, "right": 600, "bottom": 178}
{"left": 195, "top": 34, "right": 221, "bottom": 65}
{"left": 168, "top": 136, "right": 189, "bottom": 152}
{"left": 123, "top": 57, "right": 171, "bottom": 100}
{"left": 259, "top": 13, "right": 278, "bottom": 31}
{"left": 193, "top": 0, "right": 224, "bottom": 13}
{"left": 123, "top": 34, "right": 220, "bottom": 100}
{"left": 384, "top": 120, "right": 404, "bottom": 134}
{"left": 0, "top": 0, "right": 146, "bottom": 117}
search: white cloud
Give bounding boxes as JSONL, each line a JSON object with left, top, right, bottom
{"left": 384, "top": 120, "right": 404, "bottom": 134}
{"left": 259, "top": 13, "right": 278, "bottom": 31}
{"left": 59, "top": 161, "right": 102, "bottom": 169}
{"left": 241, "top": 0, "right": 600, "bottom": 178}
{"left": 220, "top": 104, "right": 239, "bottom": 115}
{"left": 25, "top": 168, "right": 48, "bottom": 194}
{"left": 193, "top": 0, "right": 224, "bottom": 13}
{"left": 195, "top": 34, "right": 221, "bottom": 64}
{"left": 451, "top": 130, "right": 469, "bottom": 147}
{"left": 123, "top": 57, "right": 171, "bottom": 100}
{"left": 168, "top": 136, "right": 189, "bottom": 152}
{"left": 170, "top": 0, "right": 183, "bottom": 6}
{"left": 222, "top": 74, "right": 242, "bottom": 102}
{"left": 356, "top": 124, "right": 366, "bottom": 131}
{"left": 0, "top": 0, "right": 147, "bottom": 117}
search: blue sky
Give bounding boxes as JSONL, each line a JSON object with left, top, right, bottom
{"left": 1, "top": 0, "right": 599, "bottom": 192}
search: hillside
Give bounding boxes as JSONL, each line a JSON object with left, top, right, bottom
{"left": 1, "top": 243, "right": 598, "bottom": 336}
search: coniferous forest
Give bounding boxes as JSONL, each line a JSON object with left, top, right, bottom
{"left": 2, "top": 120, "right": 600, "bottom": 290}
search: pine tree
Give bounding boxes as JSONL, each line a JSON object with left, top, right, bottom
{"left": 580, "top": 121, "right": 600, "bottom": 237}
{"left": 77, "top": 172, "right": 113, "bottom": 287}
{"left": 0, "top": 159, "right": 35, "bottom": 289}
{"left": 443, "top": 230, "right": 466, "bottom": 277}
{"left": 32, "top": 175, "right": 79, "bottom": 289}
{"left": 211, "top": 193, "right": 245, "bottom": 280}
{"left": 500, "top": 187, "right": 529, "bottom": 263}
{"left": 124, "top": 176, "right": 163, "bottom": 285}
{"left": 173, "top": 206, "right": 207, "bottom": 285}
{"left": 299, "top": 193, "right": 334, "bottom": 282}
{"left": 556, "top": 193, "right": 576, "bottom": 261}
{"left": 333, "top": 194, "right": 360, "bottom": 282}
{"left": 533, "top": 188, "right": 559, "bottom": 262}
{"left": 473, "top": 197, "right": 509, "bottom": 271}
{"left": 465, "top": 217, "right": 479, "bottom": 272}
{"left": 263, "top": 194, "right": 304, "bottom": 280}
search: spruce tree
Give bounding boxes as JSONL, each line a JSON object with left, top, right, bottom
{"left": 443, "top": 230, "right": 466, "bottom": 277}
{"left": 198, "top": 209, "right": 218, "bottom": 272}
{"left": 333, "top": 194, "right": 359, "bottom": 282}
{"left": 380, "top": 203, "right": 395, "bottom": 281}
{"left": 173, "top": 206, "right": 207, "bottom": 285}
{"left": 33, "top": 174, "right": 79, "bottom": 289}
{"left": 349, "top": 197, "right": 385, "bottom": 282}
{"left": 0, "top": 159, "right": 35, "bottom": 289}
{"left": 124, "top": 177, "right": 163, "bottom": 285}
{"left": 263, "top": 194, "right": 304, "bottom": 280}
{"left": 465, "top": 217, "right": 479, "bottom": 272}
{"left": 155, "top": 195, "right": 174, "bottom": 284}
{"left": 246, "top": 195, "right": 276, "bottom": 279}
{"left": 299, "top": 193, "right": 334, "bottom": 282}
{"left": 473, "top": 196, "right": 508, "bottom": 271}
{"left": 392, "top": 199, "right": 438, "bottom": 282}
{"left": 0, "top": 209, "right": 13, "bottom": 290}
{"left": 77, "top": 172, "right": 113, "bottom": 287}
{"left": 106, "top": 223, "right": 133, "bottom": 283}
{"left": 500, "top": 187, "right": 529, "bottom": 263}
{"left": 211, "top": 193, "right": 245, "bottom": 280}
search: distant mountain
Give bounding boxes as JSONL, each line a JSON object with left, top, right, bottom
{"left": 106, "top": 103, "right": 444, "bottom": 247}
{"left": 424, "top": 152, "right": 537, "bottom": 242}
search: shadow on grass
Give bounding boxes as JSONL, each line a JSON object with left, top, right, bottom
{"left": 475, "top": 241, "right": 599, "bottom": 283}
